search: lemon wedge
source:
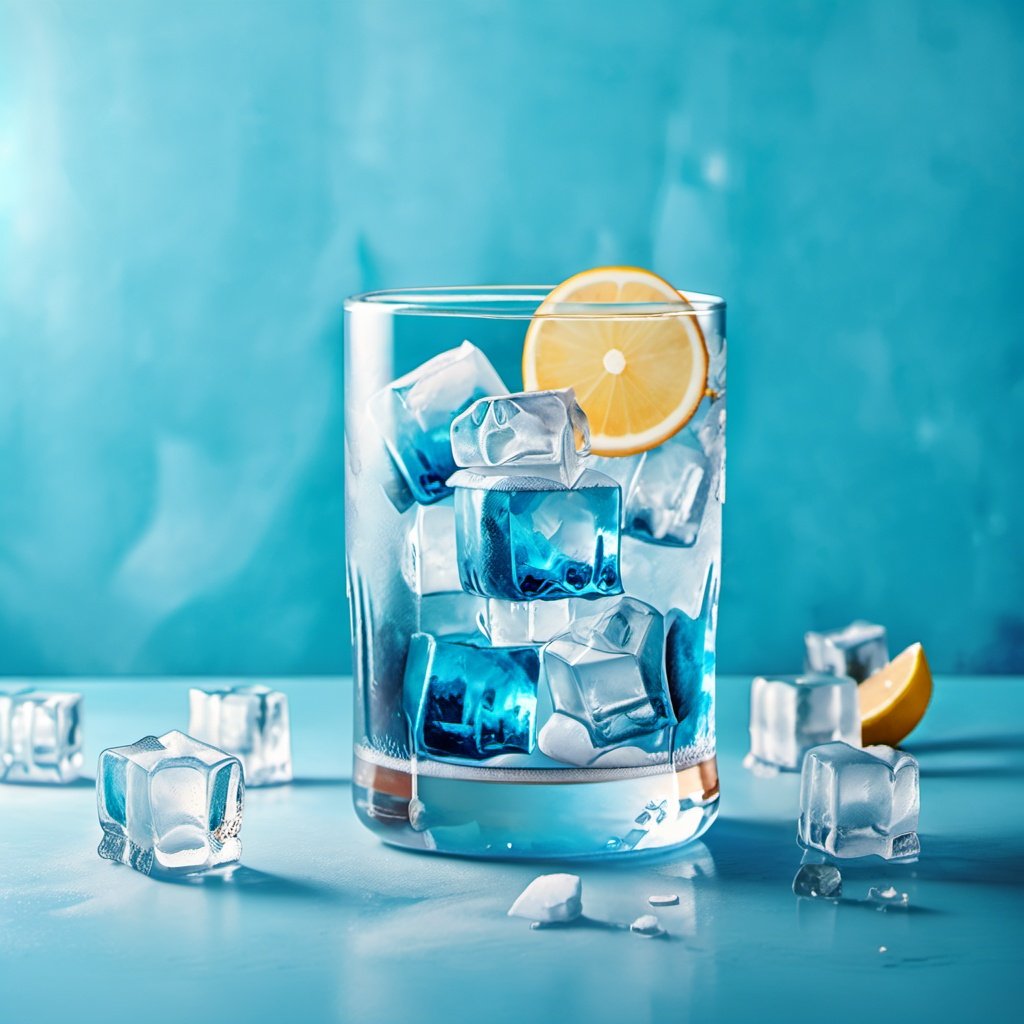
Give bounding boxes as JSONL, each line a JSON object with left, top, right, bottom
{"left": 522, "top": 266, "right": 708, "bottom": 456}
{"left": 859, "top": 642, "right": 933, "bottom": 747}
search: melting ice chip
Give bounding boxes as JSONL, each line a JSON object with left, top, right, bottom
{"left": 622, "top": 439, "right": 711, "bottom": 548}
{"left": 868, "top": 885, "right": 909, "bottom": 909}
{"left": 508, "top": 873, "right": 583, "bottom": 923}
{"left": 630, "top": 914, "right": 665, "bottom": 938}
{"left": 542, "top": 598, "right": 674, "bottom": 750}
{"left": 403, "top": 632, "right": 541, "bottom": 761}
{"left": 188, "top": 685, "right": 292, "bottom": 787}
{"left": 97, "top": 731, "right": 244, "bottom": 876}
{"left": 482, "top": 598, "right": 572, "bottom": 645}
{"left": 0, "top": 689, "right": 83, "bottom": 784}
{"left": 648, "top": 894, "right": 680, "bottom": 907}
{"left": 747, "top": 674, "right": 861, "bottom": 772}
{"left": 450, "top": 388, "right": 590, "bottom": 485}
{"left": 451, "top": 468, "right": 622, "bottom": 601}
{"left": 368, "top": 341, "right": 508, "bottom": 505}
{"left": 798, "top": 742, "right": 920, "bottom": 860}
{"left": 792, "top": 863, "right": 843, "bottom": 899}
{"left": 537, "top": 711, "right": 672, "bottom": 768}
{"left": 804, "top": 620, "right": 889, "bottom": 683}
{"left": 401, "top": 500, "right": 462, "bottom": 595}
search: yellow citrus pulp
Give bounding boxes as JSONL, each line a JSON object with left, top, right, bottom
{"left": 859, "top": 642, "right": 934, "bottom": 747}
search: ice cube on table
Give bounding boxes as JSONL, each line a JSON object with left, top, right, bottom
{"left": 542, "top": 598, "right": 674, "bottom": 752}
{"left": 450, "top": 388, "right": 590, "bottom": 485}
{"left": 401, "top": 500, "right": 462, "bottom": 595}
{"left": 0, "top": 689, "right": 82, "bottom": 784}
{"left": 805, "top": 620, "right": 889, "bottom": 682}
{"left": 748, "top": 674, "right": 861, "bottom": 771}
{"left": 621, "top": 439, "right": 711, "bottom": 547}
{"left": 482, "top": 598, "right": 572, "bottom": 645}
{"left": 798, "top": 742, "right": 920, "bottom": 860}
{"left": 508, "top": 873, "right": 582, "bottom": 924}
{"left": 368, "top": 341, "right": 507, "bottom": 505}
{"left": 97, "top": 731, "right": 244, "bottom": 876}
{"left": 792, "top": 863, "right": 843, "bottom": 899}
{"left": 403, "top": 632, "right": 541, "bottom": 761}
{"left": 188, "top": 685, "right": 292, "bottom": 787}
{"left": 451, "top": 468, "right": 622, "bottom": 601}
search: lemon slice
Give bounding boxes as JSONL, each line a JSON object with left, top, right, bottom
{"left": 859, "top": 642, "right": 933, "bottom": 747}
{"left": 522, "top": 266, "right": 709, "bottom": 456}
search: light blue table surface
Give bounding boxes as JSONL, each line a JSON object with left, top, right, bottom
{"left": 1, "top": 676, "right": 1021, "bottom": 1024}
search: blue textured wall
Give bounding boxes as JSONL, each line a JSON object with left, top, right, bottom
{"left": 1, "top": 0, "right": 1021, "bottom": 676}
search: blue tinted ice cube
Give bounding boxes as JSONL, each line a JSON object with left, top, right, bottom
{"left": 188, "top": 685, "right": 292, "bottom": 786}
{"left": 451, "top": 468, "right": 622, "bottom": 601}
{"left": 403, "top": 633, "right": 540, "bottom": 761}
{"left": 368, "top": 341, "right": 507, "bottom": 505}
{"left": 97, "top": 731, "right": 244, "bottom": 876}
{"left": 450, "top": 388, "right": 590, "bottom": 485}
{"left": 798, "top": 742, "right": 920, "bottom": 860}
{"left": 0, "top": 689, "right": 83, "bottom": 784}
{"left": 748, "top": 674, "right": 861, "bottom": 771}
{"left": 805, "top": 621, "right": 889, "bottom": 683}
{"left": 542, "top": 597, "right": 673, "bottom": 749}
{"left": 665, "top": 571, "right": 716, "bottom": 748}
{"left": 622, "top": 439, "right": 710, "bottom": 547}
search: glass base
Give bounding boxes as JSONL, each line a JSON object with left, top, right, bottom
{"left": 352, "top": 749, "right": 720, "bottom": 860}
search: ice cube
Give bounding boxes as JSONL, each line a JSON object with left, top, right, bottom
{"left": 482, "top": 598, "right": 571, "bottom": 645}
{"left": 97, "top": 731, "right": 244, "bottom": 876}
{"left": 665, "top": 570, "right": 716, "bottom": 748}
{"left": 368, "top": 341, "right": 508, "bottom": 505}
{"left": 792, "top": 863, "right": 843, "bottom": 899}
{"left": 401, "top": 500, "right": 462, "bottom": 595}
{"left": 403, "top": 632, "right": 541, "bottom": 761}
{"left": 188, "top": 685, "right": 292, "bottom": 787}
{"left": 868, "top": 885, "right": 909, "bottom": 909}
{"left": 748, "top": 674, "right": 861, "bottom": 771}
{"left": 508, "top": 873, "right": 582, "bottom": 923}
{"left": 419, "top": 592, "right": 488, "bottom": 638}
{"left": 542, "top": 598, "right": 674, "bottom": 750}
{"left": 630, "top": 914, "right": 664, "bottom": 937}
{"left": 0, "top": 689, "right": 82, "bottom": 784}
{"left": 537, "top": 711, "right": 672, "bottom": 768}
{"left": 451, "top": 468, "right": 622, "bottom": 601}
{"left": 798, "top": 742, "right": 920, "bottom": 860}
{"left": 622, "top": 439, "right": 710, "bottom": 547}
{"left": 450, "top": 388, "right": 590, "bottom": 485}
{"left": 692, "top": 395, "right": 726, "bottom": 503}
{"left": 804, "top": 620, "right": 889, "bottom": 683}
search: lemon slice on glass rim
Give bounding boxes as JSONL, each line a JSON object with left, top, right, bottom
{"left": 522, "top": 266, "right": 709, "bottom": 456}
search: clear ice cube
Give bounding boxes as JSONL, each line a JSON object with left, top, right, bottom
{"left": 748, "top": 674, "right": 861, "bottom": 771}
{"left": 401, "top": 499, "right": 462, "bottom": 595}
{"left": 537, "top": 710, "right": 672, "bottom": 768}
{"left": 450, "top": 388, "right": 590, "bottom": 485}
{"left": 368, "top": 341, "right": 507, "bottom": 505}
{"left": 792, "top": 863, "right": 843, "bottom": 899}
{"left": 542, "top": 597, "right": 674, "bottom": 749}
{"left": 188, "top": 685, "right": 292, "bottom": 786}
{"left": 403, "top": 632, "right": 541, "bottom": 761}
{"left": 97, "top": 731, "right": 244, "bottom": 876}
{"left": 805, "top": 621, "right": 890, "bottom": 682}
{"left": 798, "top": 742, "right": 920, "bottom": 860}
{"left": 622, "top": 439, "right": 710, "bottom": 547}
{"left": 451, "top": 468, "right": 622, "bottom": 601}
{"left": 692, "top": 395, "right": 726, "bottom": 503}
{"left": 482, "top": 598, "right": 572, "bottom": 645}
{"left": 508, "top": 873, "right": 582, "bottom": 923}
{"left": 0, "top": 689, "right": 83, "bottom": 784}
{"left": 419, "top": 592, "right": 488, "bottom": 639}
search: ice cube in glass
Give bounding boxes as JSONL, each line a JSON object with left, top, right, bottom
{"left": 451, "top": 468, "right": 622, "bottom": 601}
{"left": 401, "top": 499, "right": 462, "bottom": 595}
{"left": 798, "top": 741, "right": 920, "bottom": 860}
{"left": 748, "top": 674, "right": 861, "bottom": 771}
{"left": 188, "top": 685, "right": 292, "bottom": 786}
{"left": 622, "top": 440, "right": 710, "bottom": 547}
{"left": 97, "top": 731, "right": 244, "bottom": 876}
{"left": 368, "top": 341, "right": 507, "bottom": 505}
{"left": 0, "top": 689, "right": 83, "bottom": 784}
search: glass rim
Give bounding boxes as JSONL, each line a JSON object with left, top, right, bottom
{"left": 344, "top": 284, "right": 726, "bottom": 320}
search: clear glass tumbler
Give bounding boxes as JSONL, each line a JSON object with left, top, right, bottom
{"left": 344, "top": 285, "right": 726, "bottom": 859}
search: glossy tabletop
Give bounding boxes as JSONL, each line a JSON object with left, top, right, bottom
{"left": 1, "top": 676, "right": 1021, "bottom": 1023}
